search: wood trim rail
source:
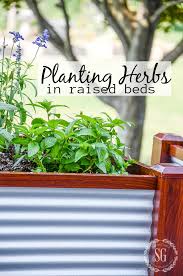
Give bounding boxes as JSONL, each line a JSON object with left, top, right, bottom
{"left": 0, "top": 172, "right": 157, "bottom": 190}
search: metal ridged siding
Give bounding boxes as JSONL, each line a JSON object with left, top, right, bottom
{"left": 171, "top": 156, "right": 183, "bottom": 166}
{"left": 0, "top": 187, "right": 154, "bottom": 276}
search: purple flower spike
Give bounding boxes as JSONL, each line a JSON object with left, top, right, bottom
{"left": 13, "top": 44, "right": 22, "bottom": 62}
{"left": 9, "top": 31, "right": 24, "bottom": 43}
{"left": 32, "top": 29, "right": 49, "bottom": 48}
{"left": 42, "top": 29, "right": 49, "bottom": 42}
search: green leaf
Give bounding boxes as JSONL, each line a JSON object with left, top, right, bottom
{"left": 0, "top": 102, "right": 17, "bottom": 111}
{"left": 96, "top": 161, "right": 107, "bottom": 174}
{"left": 88, "top": 144, "right": 96, "bottom": 156}
{"left": 48, "top": 120, "right": 60, "bottom": 128}
{"left": 64, "top": 163, "right": 80, "bottom": 172}
{"left": 111, "top": 150, "right": 123, "bottom": 166}
{"left": 12, "top": 137, "right": 29, "bottom": 145}
{"left": 76, "top": 113, "right": 95, "bottom": 123}
{"left": 48, "top": 119, "right": 68, "bottom": 129}
{"left": 32, "top": 118, "right": 46, "bottom": 125}
{"left": 26, "top": 79, "right": 38, "bottom": 96}
{"left": 76, "top": 128, "right": 96, "bottom": 137}
{"left": 112, "top": 118, "right": 126, "bottom": 125}
{"left": 14, "top": 125, "right": 29, "bottom": 135}
{"left": 0, "top": 128, "right": 13, "bottom": 142}
{"left": 80, "top": 158, "right": 90, "bottom": 166}
{"left": 75, "top": 148, "right": 88, "bottom": 162}
{"left": 51, "top": 143, "right": 60, "bottom": 158}
{"left": 44, "top": 137, "right": 57, "bottom": 148}
{"left": 22, "top": 92, "right": 36, "bottom": 112}
{"left": 35, "top": 100, "right": 68, "bottom": 113}
{"left": 62, "top": 156, "right": 75, "bottom": 164}
{"left": 54, "top": 130, "right": 65, "bottom": 139}
{"left": 37, "top": 100, "right": 52, "bottom": 112}
{"left": 96, "top": 146, "right": 108, "bottom": 163}
{"left": 101, "top": 112, "right": 113, "bottom": 121}
{"left": 19, "top": 107, "right": 27, "bottom": 125}
{"left": 52, "top": 113, "right": 61, "bottom": 119}
{"left": 112, "top": 118, "right": 133, "bottom": 128}
{"left": 98, "top": 128, "right": 111, "bottom": 139}
{"left": 31, "top": 126, "right": 48, "bottom": 135}
{"left": 65, "top": 119, "right": 78, "bottom": 134}
{"left": 94, "top": 142, "right": 107, "bottom": 148}
{"left": 49, "top": 104, "right": 68, "bottom": 109}
{"left": 57, "top": 119, "right": 69, "bottom": 127}
{"left": 93, "top": 143, "right": 108, "bottom": 163}
{"left": 28, "top": 141, "right": 40, "bottom": 157}
{"left": 126, "top": 121, "right": 135, "bottom": 127}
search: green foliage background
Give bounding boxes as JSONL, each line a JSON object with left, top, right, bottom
{"left": 1, "top": 0, "right": 183, "bottom": 31}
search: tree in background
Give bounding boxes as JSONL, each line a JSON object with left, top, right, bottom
{"left": 2, "top": 0, "right": 183, "bottom": 159}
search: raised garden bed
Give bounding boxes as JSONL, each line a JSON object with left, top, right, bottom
{"left": 0, "top": 133, "right": 182, "bottom": 275}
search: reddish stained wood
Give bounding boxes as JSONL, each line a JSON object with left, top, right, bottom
{"left": 150, "top": 133, "right": 183, "bottom": 276}
{"left": 170, "top": 144, "right": 183, "bottom": 161}
{"left": 151, "top": 171, "right": 183, "bottom": 276}
{"left": 151, "top": 133, "right": 183, "bottom": 165}
{"left": 0, "top": 171, "right": 157, "bottom": 190}
{"left": 152, "top": 163, "right": 183, "bottom": 176}
{"left": 150, "top": 134, "right": 183, "bottom": 274}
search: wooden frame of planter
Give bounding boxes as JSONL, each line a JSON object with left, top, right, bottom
{"left": 0, "top": 132, "right": 183, "bottom": 275}
{"left": 150, "top": 133, "right": 183, "bottom": 276}
{"left": 0, "top": 169, "right": 157, "bottom": 189}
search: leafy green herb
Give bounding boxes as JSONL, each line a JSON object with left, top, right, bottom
{"left": 12, "top": 111, "right": 134, "bottom": 174}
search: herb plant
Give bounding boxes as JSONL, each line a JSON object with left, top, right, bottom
{"left": 0, "top": 30, "right": 49, "bottom": 132}
{"left": 12, "top": 111, "right": 133, "bottom": 174}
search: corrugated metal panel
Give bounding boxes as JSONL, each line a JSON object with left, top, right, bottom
{"left": 0, "top": 187, "right": 154, "bottom": 276}
{"left": 171, "top": 156, "right": 183, "bottom": 166}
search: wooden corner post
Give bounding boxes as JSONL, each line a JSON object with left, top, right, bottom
{"left": 150, "top": 133, "right": 183, "bottom": 276}
{"left": 151, "top": 133, "right": 183, "bottom": 165}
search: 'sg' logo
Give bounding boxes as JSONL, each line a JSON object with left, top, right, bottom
{"left": 144, "top": 239, "right": 178, "bottom": 272}
{"left": 155, "top": 248, "right": 167, "bottom": 262}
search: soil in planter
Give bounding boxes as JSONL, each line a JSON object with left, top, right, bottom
{"left": 0, "top": 146, "right": 35, "bottom": 172}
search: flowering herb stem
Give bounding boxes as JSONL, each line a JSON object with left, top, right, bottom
{"left": 24, "top": 29, "right": 49, "bottom": 75}
{"left": 0, "top": 37, "right": 6, "bottom": 98}
{"left": 0, "top": 29, "right": 49, "bottom": 131}
{"left": 10, "top": 42, "right": 15, "bottom": 58}
{"left": 5, "top": 42, "right": 15, "bottom": 92}
{"left": 24, "top": 46, "right": 39, "bottom": 76}
{"left": 29, "top": 46, "right": 39, "bottom": 67}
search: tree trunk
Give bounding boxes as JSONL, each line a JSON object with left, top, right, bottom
{"left": 119, "top": 97, "right": 146, "bottom": 160}
{"left": 100, "top": 1, "right": 161, "bottom": 160}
